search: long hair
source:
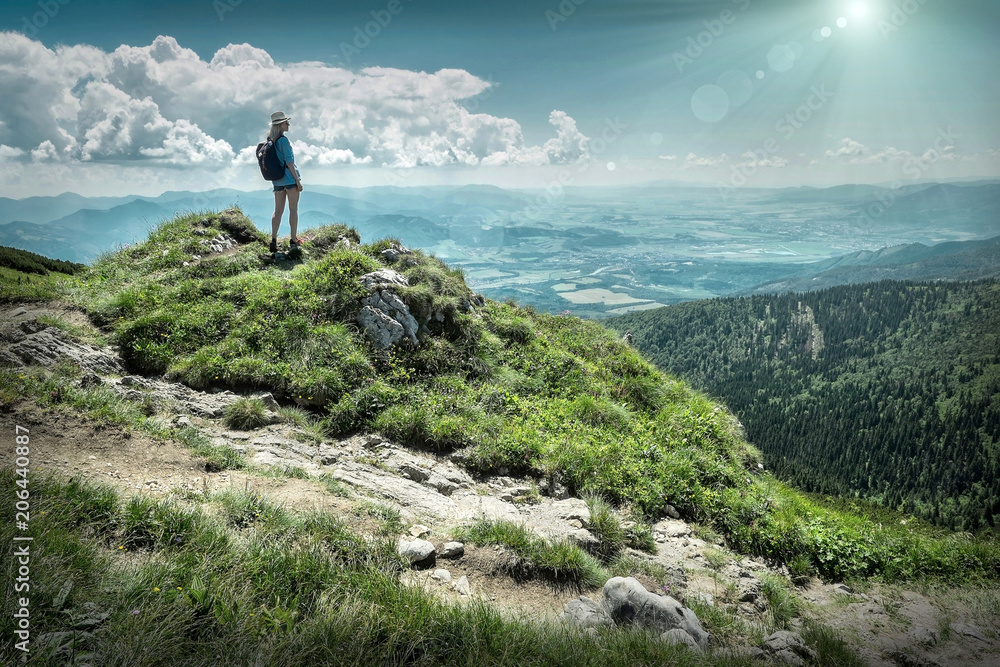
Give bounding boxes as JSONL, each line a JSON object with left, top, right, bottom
{"left": 267, "top": 123, "right": 284, "bottom": 143}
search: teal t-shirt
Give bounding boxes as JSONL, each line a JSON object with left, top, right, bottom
{"left": 273, "top": 135, "right": 300, "bottom": 186}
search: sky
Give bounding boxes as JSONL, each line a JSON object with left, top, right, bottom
{"left": 0, "top": 0, "right": 998, "bottom": 197}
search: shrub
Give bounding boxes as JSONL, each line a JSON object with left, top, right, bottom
{"left": 224, "top": 397, "right": 271, "bottom": 430}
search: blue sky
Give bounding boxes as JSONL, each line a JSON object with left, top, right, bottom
{"left": 1, "top": 0, "right": 997, "bottom": 196}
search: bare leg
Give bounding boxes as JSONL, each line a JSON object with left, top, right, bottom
{"left": 286, "top": 187, "right": 300, "bottom": 242}
{"left": 271, "top": 189, "right": 287, "bottom": 241}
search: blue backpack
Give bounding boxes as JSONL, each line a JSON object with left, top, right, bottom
{"left": 256, "top": 136, "right": 286, "bottom": 181}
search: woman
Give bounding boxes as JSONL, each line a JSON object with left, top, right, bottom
{"left": 267, "top": 111, "right": 303, "bottom": 252}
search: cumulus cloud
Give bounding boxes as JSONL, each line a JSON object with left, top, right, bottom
{"left": 823, "top": 138, "right": 958, "bottom": 165}
{"left": 0, "top": 32, "right": 589, "bottom": 173}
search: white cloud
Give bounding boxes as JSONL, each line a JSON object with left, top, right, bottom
{"left": 0, "top": 32, "right": 589, "bottom": 177}
{"left": 0, "top": 145, "right": 25, "bottom": 159}
{"left": 683, "top": 152, "right": 729, "bottom": 168}
{"left": 657, "top": 155, "right": 677, "bottom": 161}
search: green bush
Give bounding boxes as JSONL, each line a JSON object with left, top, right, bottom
{"left": 223, "top": 397, "right": 271, "bottom": 430}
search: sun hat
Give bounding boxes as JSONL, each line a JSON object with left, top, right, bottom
{"left": 270, "top": 111, "right": 292, "bottom": 125}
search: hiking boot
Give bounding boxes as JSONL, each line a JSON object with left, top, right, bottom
{"left": 290, "top": 237, "right": 301, "bottom": 247}
{"left": 269, "top": 238, "right": 277, "bottom": 253}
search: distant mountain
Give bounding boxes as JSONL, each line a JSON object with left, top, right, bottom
{"left": 0, "top": 193, "right": 140, "bottom": 225}
{"left": 743, "top": 236, "right": 1000, "bottom": 294}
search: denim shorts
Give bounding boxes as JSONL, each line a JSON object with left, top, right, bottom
{"left": 273, "top": 183, "right": 297, "bottom": 192}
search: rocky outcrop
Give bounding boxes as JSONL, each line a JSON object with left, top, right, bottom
{"left": 0, "top": 319, "right": 125, "bottom": 376}
{"left": 357, "top": 269, "right": 419, "bottom": 348}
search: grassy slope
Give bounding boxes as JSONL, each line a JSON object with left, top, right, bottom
{"left": 0, "top": 208, "right": 995, "bottom": 664}
{"left": 62, "top": 208, "right": 1000, "bottom": 584}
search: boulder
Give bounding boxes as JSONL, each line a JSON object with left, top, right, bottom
{"left": 397, "top": 538, "right": 435, "bottom": 565}
{"left": 601, "top": 577, "right": 709, "bottom": 648}
{"left": 560, "top": 596, "right": 613, "bottom": 629}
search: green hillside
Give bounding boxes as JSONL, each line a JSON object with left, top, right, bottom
{"left": 2, "top": 210, "right": 1000, "bottom": 666}
{"left": 607, "top": 280, "right": 1000, "bottom": 532}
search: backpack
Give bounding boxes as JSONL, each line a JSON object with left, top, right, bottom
{"left": 256, "top": 136, "right": 286, "bottom": 181}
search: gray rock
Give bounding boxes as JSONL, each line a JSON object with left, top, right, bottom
{"left": 949, "top": 623, "right": 988, "bottom": 642}
{"left": 397, "top": 538, "right": 435, "bottom": 565}
{"left": 454, "top": 575, "right": 471, "bottom": 596}
{"left": 78, "top": 372, "right": 103, "bottom": 389}
{"left": 560, "top": 596, "right": 613, "bottom": 629}
{"left": 333, "top": 461, "right": 457, "bottom": 521}
{"left": 360, "top": 269, "right": 409, "bottom": 291}
{"left": 432, "top": 569, "right": 451, "bottom": 582}
{"left": 175, "top": 416, "right": 193, "bottom": 428}
{"left": 357, "top": 305, "right": 407, "bottom": 349}
{"left": 601, "top": 577, "right": 709, "bottom": 648}
{"left": 660, "top": 628, "right": 701, "bottom": 651}
{"left": 833, "top": 583, "right": 853, "bottom": 595}
{"left": 9, "top": 307, "right": 28, "bottom": 318}
{"left": 360, "top": 289, "right": 420, "bottom": 347}
{"left": 908, "top": 626, "right": 938, "bottom": 647}
{"left": 440, "top": 542, "right": 465, "bottom": 559}
{"left": 763, "top": 631, "right": 817, "bottom": 662}
{"left": 664, "top": 504, "right": 681, "bottom": 519}
{"left": 409, "top": 524, "right": 431, "bottom": 538}
{"left": 737, "top": 577, "right": 763, "bottom": 602}
{"left": 0, "top": 326, "right": 126, "bottom": 376}
{"left": 774, "top": 649, "right": 804, "bottom": 666}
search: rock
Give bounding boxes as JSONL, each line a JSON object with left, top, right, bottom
{"left": 253, "top": 392, "right": 281, "bottom": 412}
{"left": 884, "top": 650, "right": 942, "bottom": 667}
{"left": 359, "top": 289, "right": 419, "bottom": 348}
{"left": 774, "top": 649, "right": 804, "bottom": 666}
{"left": 601, "top": 577, "right": 709, "bottom": 648}
{"left": 440, "top": 542, "right": 465, "bottom": 559}
{"left": 454, "top": 575, "right": 471, "bottom": 596}
{"left": 409, "top": 524, "right": 431, "bottom": 538}
{"left": 357, "top": 305, "right": 406, "bottom": 349}
{"left": 560, "top": 596, "right": 613, "bottom": 629}
{"left": 175, "top": 416, "right": 193, "bottom": 428}
{"left": 664, "top": 504, "right": 681, "bottom": 519}
{"left": 78, "top": 372, "right": 103, "bottom": 389}
{"left": 0, "top": 326, "right": 126, "bottom": 376}
{"left": 333, "top": 462, "right": 457, "bottom": 521}
{"left": 949, "top": 623, "right": 988, "bottom": 642}
{"left": 397, "top": 538, "right": 435, "bottom": 565}
{"left": 908, "top": 626, "right": 938, "bottom": 647}
{"left": 360, "top": 268, "right": 409, "bottom": 291}
{"left": 399, "top": 464, "right": 431, "bottom": 483}
{"left": 833, "top": 583, "right": 853, "bottom": 595}
{"left": 9, "top": 307, "right": 28, "bottom": 318}
{"left": 660, "top": 628, "right": 701, "bottom": 651}
{"left": 762, "top": 631, "right": 817, "bottom": 663}
{"left": 736, "top": 577, "right": 763, "bottom": 602}
{"left": 432, "top": 569, "right": 451, "bottom": 583}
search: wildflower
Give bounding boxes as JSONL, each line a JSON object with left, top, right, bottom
{"left": 154, "top": 587, "right": 160, "bottom": 593}
{"left": 132, "top": 609, "right": 141, "bottom": 616}
{"left": 118, "top": 545, "right": 124, "bottom": 550}
{"left": 177, "top": 587, "right": 183, "bottom": 591}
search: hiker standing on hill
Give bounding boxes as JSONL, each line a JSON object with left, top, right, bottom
{"left": 267, "top": 111, "right": 303, "bottom": 253}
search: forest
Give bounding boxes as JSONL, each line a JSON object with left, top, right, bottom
{"left": 607, "top": 279, "right": 1000, "bottom": 533}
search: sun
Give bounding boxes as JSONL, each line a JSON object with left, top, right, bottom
{"left": 851, "top": 2, "right": 870, "bottom": 19}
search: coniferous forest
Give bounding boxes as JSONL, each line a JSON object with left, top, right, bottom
{"left": 607, "top": 279, "right": 1000, "bottom": 533}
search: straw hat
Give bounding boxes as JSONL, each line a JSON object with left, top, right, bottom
{"left": 270, "top": 111, "right": 292, "bottom": 125}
